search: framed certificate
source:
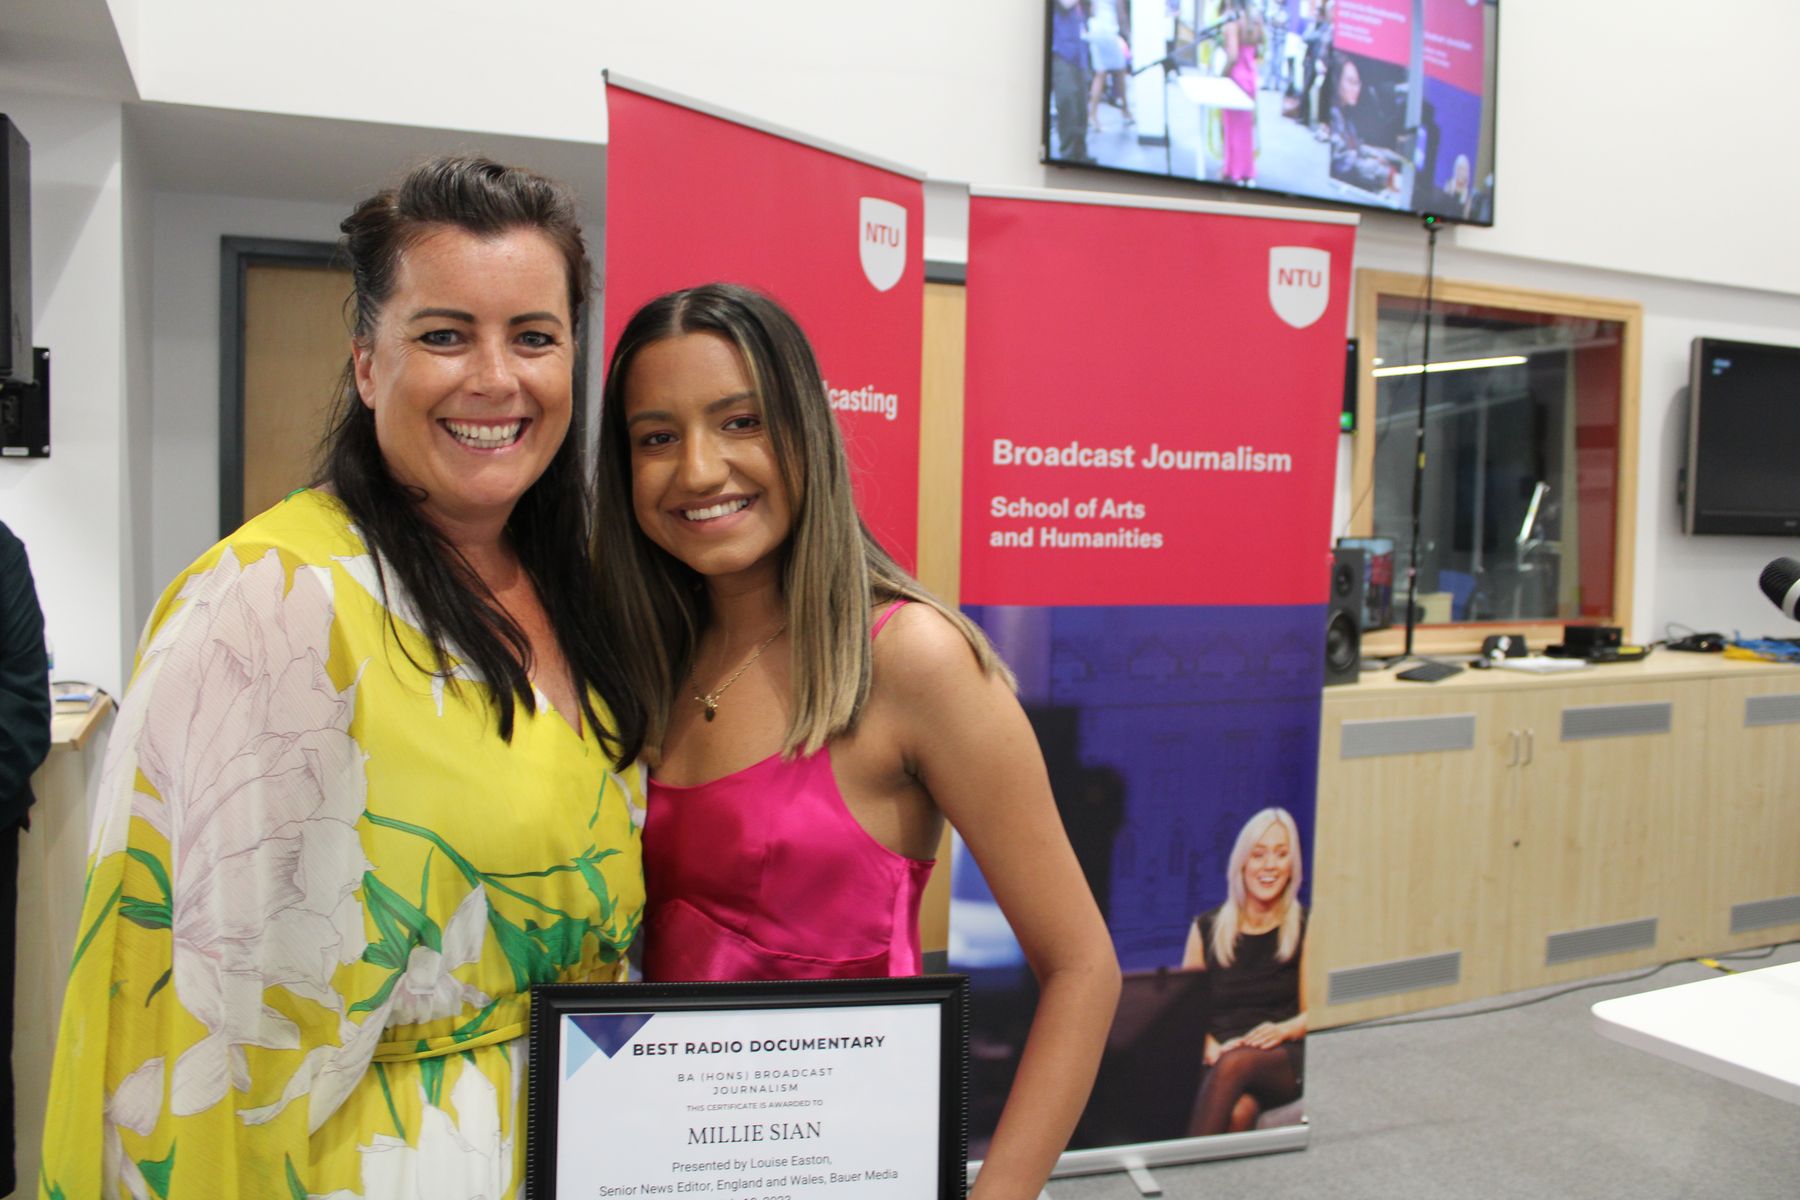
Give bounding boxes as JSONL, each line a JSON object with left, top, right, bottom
{"left": 528, "top": 975, "right": 969, "bottom": 1199}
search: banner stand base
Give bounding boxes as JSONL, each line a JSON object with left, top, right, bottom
{"left": 1124, "top": 1164, "right": 1164, "bottom": 1196}
{"left": 1051, "top": 1121, "right": 1309, "bottom": 1183}
{"left": 966, "top": 1123, "right": 1308, "bottom": 1192}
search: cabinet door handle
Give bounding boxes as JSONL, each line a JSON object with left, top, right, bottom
{"left": 1522, "top": 728, "right": 1534, "bottom": 765}
{"left": 1506, "top": 730, "right": 1520, "bottom": 767}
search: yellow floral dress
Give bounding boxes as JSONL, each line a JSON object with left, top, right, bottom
{"left": 39, "top": 490, "right": 646, "bottom": 1199}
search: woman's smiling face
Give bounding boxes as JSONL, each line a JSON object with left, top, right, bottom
{"left": 1242, "top": 819, "right": 1293, "bottom": 908}
{"left": 352, "top": 225, "right": 573, "bottom": 534}
{"left": 622, "top": 331, "right": 795, "bottom": 588}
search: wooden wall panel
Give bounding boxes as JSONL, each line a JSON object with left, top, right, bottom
{"left": 917, "top": 280, "right": 967, "bottom": 953}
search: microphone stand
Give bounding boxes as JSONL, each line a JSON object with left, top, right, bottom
{"left": 1131, "top": 21, "right": 1230, "bottom": 177}
{"left": 1386, "top": 214, "right": 1443, "bottom": 670}
{"left": 1131, "top": 38, "right": 1182, "bottom": 177}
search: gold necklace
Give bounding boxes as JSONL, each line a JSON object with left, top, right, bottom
{"left": 691, "top": 623, "right": 786, "bottom": 722}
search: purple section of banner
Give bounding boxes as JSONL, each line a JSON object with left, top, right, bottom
{"left": 950, "top": 604, "right": 1320, "bottom": 1153}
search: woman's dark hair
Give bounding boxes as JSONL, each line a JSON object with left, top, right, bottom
{"left": 318, "top": 154, "right": 642, "bottom": 762}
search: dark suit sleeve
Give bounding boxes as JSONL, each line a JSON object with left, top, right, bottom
{"left": 0, "top": 526, "right": 51, "bottom": 824}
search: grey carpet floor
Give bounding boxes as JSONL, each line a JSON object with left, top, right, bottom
{"left": 1048, "top": 942, "right": 1800, "bottom": 1200}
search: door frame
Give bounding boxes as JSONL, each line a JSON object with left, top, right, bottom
{"left": 218, "top": 236, "right": 344, "bottom": 536}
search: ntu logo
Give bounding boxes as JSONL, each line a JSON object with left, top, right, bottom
{"left": 1268, "top": 246, "right": 1330, "bottom": 329}
{"left": 859, "top": 197, "right": 906, "bottom": 293}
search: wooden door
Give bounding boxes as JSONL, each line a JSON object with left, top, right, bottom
{"left": 1501, "top": 678, "right": 1710, "bottom": 991}
{"left": 1309, "top": 690, "right": 1514, "bottom": 1027}
{"left": 1701, "top": 672, "right": 1800, "bottom": 953}
{"left": 241, "top": 262, "right": 354, "bottom": 521}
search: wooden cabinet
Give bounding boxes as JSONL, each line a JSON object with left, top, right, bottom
{"left": 15, "top": 701, "right": 113, "bottom": 1200}
{"left": 1501, "top": 679, "right": 1714, "bottom": 991}
{"left": 1312, "top": 691, "right": 1512, "bottom": 1020}
{"left": 1702, "top": 672, "right": 1800, "bottom": 953}
{"left": 1309, "top": 656, "right": 1800, "bottom": 1029}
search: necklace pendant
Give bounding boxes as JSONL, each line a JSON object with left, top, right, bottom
{"left": 702, "top": 699, "right": 717, "bottom": 722}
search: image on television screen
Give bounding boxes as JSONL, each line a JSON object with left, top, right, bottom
{"left": 1044, "top": 0, "right": 1498, "bottom": 224}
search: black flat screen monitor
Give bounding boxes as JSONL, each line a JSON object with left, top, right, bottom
{"left": 1044, "top": 0, "right": 1499, "bottom": 225}
{"left": 1686, "top": 338, "right": 1800, "bottom": 536}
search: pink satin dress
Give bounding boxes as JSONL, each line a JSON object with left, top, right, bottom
{"left": 1222, "top": 41, "right": 1257, "bottom": 182}
{"left": 643, "top": 604, "right": 935, "bottom": 982}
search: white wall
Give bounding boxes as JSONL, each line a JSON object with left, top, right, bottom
{"left": 146, "top": 190, "right": 346, "bottom": 589}
{"left": 123, "top": 0, "right": 612, "bottom": 144}
{"left": 10, "top": 0, "right": 1799, "bottom": 674}
{"left": 116, "top": 1, "right": 1042, "bottom": 182}
{"left": 1457, "top": 1, "right": 1800, "bottom": 297}
{"left": 116, "top": 1, "right": 1800, "bottom": 300}
{"left": 0, "top": 92, "right": 130, "bottom": 694}
{"left": 102, "top": 0, "right": 141, "bottom": 87}
{"left": 121, "top": 106, "right": 154, "bottom": 658}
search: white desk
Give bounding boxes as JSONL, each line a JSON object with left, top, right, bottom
{"left": 1176, "top": 74, "right": 1255, "bottom": 111}
{"left": 1592, "top": 962, "right": 1800, "bottom": 1106}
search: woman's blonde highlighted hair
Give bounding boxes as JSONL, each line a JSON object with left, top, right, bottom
{"left": 1210, "top": 807, "right": 1305, "bottom": 968}
{"left": 595, "top": 283, "right": 1013, "bottom": 760}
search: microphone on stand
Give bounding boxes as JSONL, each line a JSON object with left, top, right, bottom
{"left": 1759, "top": 557, "right": 1800, "bottom": 619}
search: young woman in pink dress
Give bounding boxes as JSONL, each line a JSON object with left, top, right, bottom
{"left": 1220, "top": 0, "right": 1263, "bottom": 183}
{"left": 594, "top": 283, "right": 1120, "bottom": 1199}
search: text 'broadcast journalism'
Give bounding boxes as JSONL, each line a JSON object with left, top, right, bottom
{"left": 982, "top": 437, "right": 1300, "bottom": 551}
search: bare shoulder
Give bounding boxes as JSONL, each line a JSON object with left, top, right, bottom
{"left": 872, "top": 601, "right": 994, "bottom": 703}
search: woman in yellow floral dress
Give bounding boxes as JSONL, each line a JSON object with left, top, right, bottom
{"left": 40, "top": 157, "right": 647, "bottom": 1200}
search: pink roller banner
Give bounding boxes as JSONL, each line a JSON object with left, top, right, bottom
{"left": 960, "top": 192, "right": 1355, "bottom": 609}
{"left": 952, "top": 188, "right": 1355, "bottom": 1166}
{"left": 602, "top": 76, "right": 923, "bottom": 567}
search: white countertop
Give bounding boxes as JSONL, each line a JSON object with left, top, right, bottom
{"left": 1593, "top": 961, "right": 1800, "bottom": 1106}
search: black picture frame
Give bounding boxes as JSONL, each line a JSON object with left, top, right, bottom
{"left": 527, "top": 975, "right": 970, "bottom": 1199}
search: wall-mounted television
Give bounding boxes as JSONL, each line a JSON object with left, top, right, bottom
{"left": 1685, "top": 338, "right": 1800, "bottom": 536}
{"left": 1044, "top": 0, "right": 1499, "bottom": 225}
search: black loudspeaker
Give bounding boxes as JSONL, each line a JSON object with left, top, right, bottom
{"left": 0, "top": 115, "right": 29, "bottom": 385}
{"left": 1326, "top": 546, "right": 1364, "bottom": 686}
{"left": 1, "top": 346, "right": 49, "bottom": 457}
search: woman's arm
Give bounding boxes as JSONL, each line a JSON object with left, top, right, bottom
{"left": 0, "top": 529, "right": 50, "bottom": 818}
{"left": 1180, "top": 918, "right": 1207, "bottom": 970}
{"left": 43, "top": 541, "right": 375, "bottom": 1197}
{"left": 880, "top": 608, "right": 1120, "bottom": 1200}
{"left": 1237, "top": 926, "right": 1310, "bottom": 1048}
